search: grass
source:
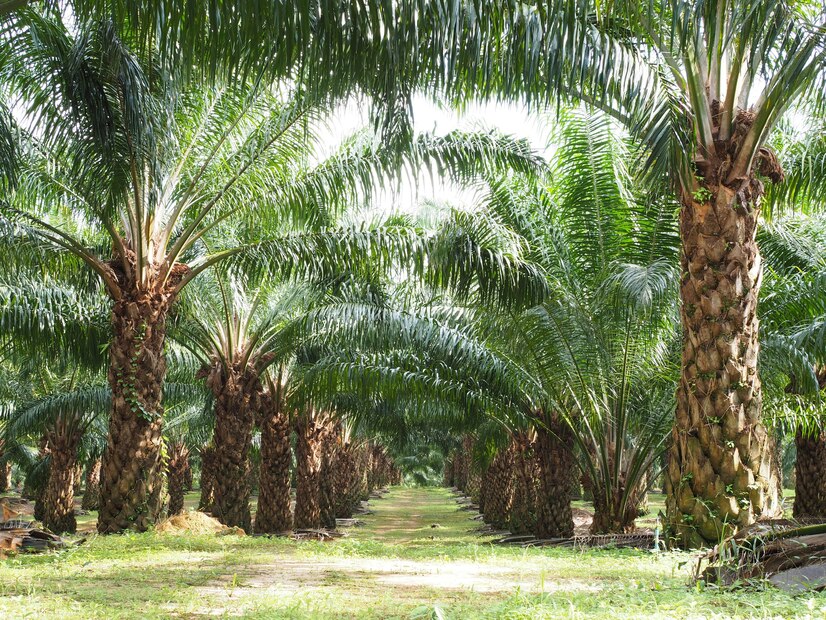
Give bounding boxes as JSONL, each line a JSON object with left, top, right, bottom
{"left": 0, "top": 487, "right": 821, "bottom": 619}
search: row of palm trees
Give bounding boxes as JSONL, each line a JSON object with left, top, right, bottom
{"left": 0, "top": 2, "right": 824, "bottom": 547}
{"left": 300, "top": 111, "right": 826, "bottom": 540}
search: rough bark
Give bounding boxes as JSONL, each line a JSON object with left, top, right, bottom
{"left": 319, "top": 421, "right": 340, "bottom": 530}
{"left": 665, "top": 125, "right": 783, "bottom": 547}
{"left": 334, "top": 441, "right": 360, "bottom": 518}
{"left": 0, "top": 439, "right": 11, "bottom": 492}
{"left": 590, "top": 444, "right": 649, "bottom": 534}
{"left": 534, "top": 417, "right": 575, "bottom": 538}
{"left": 198, "top": 445, "right": 216, "bottom": 512}
{"left": 0, "top": 462, "right": 11, "bottom": 493}
{"left": 42, "top": 426, "right": 81, "bottom": 534}
{"left": 508, "top": 433, "right": 537, "bottom": 535}
{"left": 254, "top": 390, "right": 293, "bottom": 534}
{"left": 207, "top": 364, "right": 261, "bottom": 532}
{"left": 81, "top": 459, "right": 101, "bottom": 511}
{"left": 355, "top": 443, "right": 370, "bottom": 502}
{"left": 443, "top": 456, "right": 454, "bottom": 487}
{"left": 182, "top": 458, "right": 193, "bottom": 492}
{"left": 591, "top": 478, "right": 643, "bottom": 535}
{"left": 481, "top": 445, "right": 513, "bottom": 530}
{"left": 98, "top": 289, "right": 170, "bottom": 533}
{"left": 793, "top": 430, "right": 826, "bottom": 518}
{"left": 166, "top": 441, "right": 190, "bottom": 516}
{"left": 294, "top": 415, "right": 324, "bottom": 530}
{"left": 31, "top": 435, "right": 50, "bottom": 521}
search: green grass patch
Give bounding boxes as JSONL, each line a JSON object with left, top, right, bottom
{"left": 1, "top": 487, "right": 820, "bottom": 619}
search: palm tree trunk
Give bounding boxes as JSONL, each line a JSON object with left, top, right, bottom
{"left": 443, "top": 456, "right": 454, "bottom": 487}
{"left": 32, "top": 435, "right": 50, "bottom": 521}
{"left": 166, "top": 441, "right": 190, "bottom": 516}
{"left": 98, "top": 293, "right": 168, "bottom": 533}
{"left": 198, "top": 445, "right": 216, "bottom": 512}
{"left": 334, "top": 441, "right": 359, "bottom": 518}
{"left": 254, "top": 393, "right": 293, "bottom": 534}
{"left": 481, "top": 445, "right": 513, "bottom": 529}
{"left": 534, "top": 416, "right": 575, "bottom": 538}
{"left": 793, "top": 429, "right": 826, "bottom": 518}
{"left": 319, "top": 422, "right": 340, "bottom": 530}
{"left": 182, "top": 456, "right": 193, "bottom": 492}
{"left": 73, "top": 463, "right": 83, "bottom": 495}
{"left": 0, "top": 462, "right": 10, "bottom": 492}
{"left": 81, "top": 459, "right": 101, "bottom": 511}
{"left": 665, "top": 178, "right": 782, "bottom": 548}
{"left": 209, "top": 367, "right": 260, "bottom": 532}
{"left": 508, "top": 433, "right": 538, "bottom": 535}
{"left": 0, "top": 439, "right": 11, "bottom": 492}
{"left": 42, "top": 427, "right": 81, "bottom": 534}
{"left": 355, "top": 443, "right": 370, "bottom": 502}
{"left": 591, "top": 480, "right": 640, "bottom": 534}
{"left": 294, "top": 415, "right": 324, "bottom": 530}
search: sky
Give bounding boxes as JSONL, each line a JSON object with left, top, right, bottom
{"left": 324, "top": 95, "right": 554, "bottom": 222}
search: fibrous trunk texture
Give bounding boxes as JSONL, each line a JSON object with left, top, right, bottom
{"left": 98, "top": 289, "right": 170, "bottom": 533}
{"left": 508, "top": 433, "right": 538, "bottom": 535}
{"left": 451, "top": 441, "right": 471, "bottom": 493}
{"left": 0, "top": 439, "right": 11, "bottom": 492}
{"left": 31, "top": 435, "right": 49, "bottom": 522}
{"left": 319, "top": 422, "right": 340, "bottom": 530}
{"left": 334, "top": 441, "right": 360, "bottom": 518}
{"left": 665, "top": 150, "right": 782, "bottom": 547}
{"left": 207, "top": 365, "right": 261, "bottom": 532}
{"left": 254, "top": 390, "right": 293, "bottom": 534}
{"left": 590, "top": 473, "right": 642, "bottom": 535}
{"left": 481, "top": 445, "right": 514, "bottom": 530}
{"left": 294, "top": 415, "right": 324, "bottom": 530}
{"left": 534, "top": 417, "right": 574, "bottom": 538}
{"left": 198, "top": 445, "right": 216, "bottom": 512}
{"left": 793, "top": 429, "right": 826, "bottom": 519}
{"left": 443, "top": 456, "right": 454, "bottom": 487}
{"left": 42, "top": 426, "right": 81, "bottom": 534}
{"left": 166, "top": 441, "right": 190, "bottom": 516}
{"left": 355, "top": 443, "right": 370, "bottom": 502}
{"left": 81, "top": 459, "right": 101, "bottom": 511}
{"left": 182, "top": 458, "right": 193, "bottom": 492}
{"left": 0, "top": 462, "right": 10, "bottom": 493}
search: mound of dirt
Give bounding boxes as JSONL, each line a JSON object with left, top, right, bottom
{"left": 1, "top": 497, "right": 34, "bottom": 521}
{"left": 572, "top": 507, "right": 593, "bottom": 535}
{"left": 156, "top": 511, "right": 245, "bottom": 536}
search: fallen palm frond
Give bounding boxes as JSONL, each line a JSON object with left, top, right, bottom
{"left": 0, "top": 520, "right": 80, "bottom": 558}
{"left": 492, "top": 532, "right": 657, "bottom": 549}
{"left": 698, "top": 520, "right": 826, "bottom": 591}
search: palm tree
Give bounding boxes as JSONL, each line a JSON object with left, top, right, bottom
{"left": 255, "top": 369, "right": 293, "bottom": 534}
{"left": 2, "top": 363, "right": 109, "bottom": 533}
{"left": 537, "top": 1, "right": 826, "bottom": 547}
{"left": 301, "top": 110, "right": 682, "bottom": 537}
{"left": 6, "top": 1, "right": 822, "bottom": 545}
{"left": 757, "top": 215, "right": 826, "bottom": 517}
{"left": 172, "top": 279, "right": 306, "bottom": 531}
{"left": 3, "top": 9, "right": 543, "bottom": 532}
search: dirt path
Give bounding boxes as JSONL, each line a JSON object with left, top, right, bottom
{"left": 195, "top": 486, "right": 562, "bottom": 616}
{"left": 352, "top": 486, "right": 486, "bottom": 547}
